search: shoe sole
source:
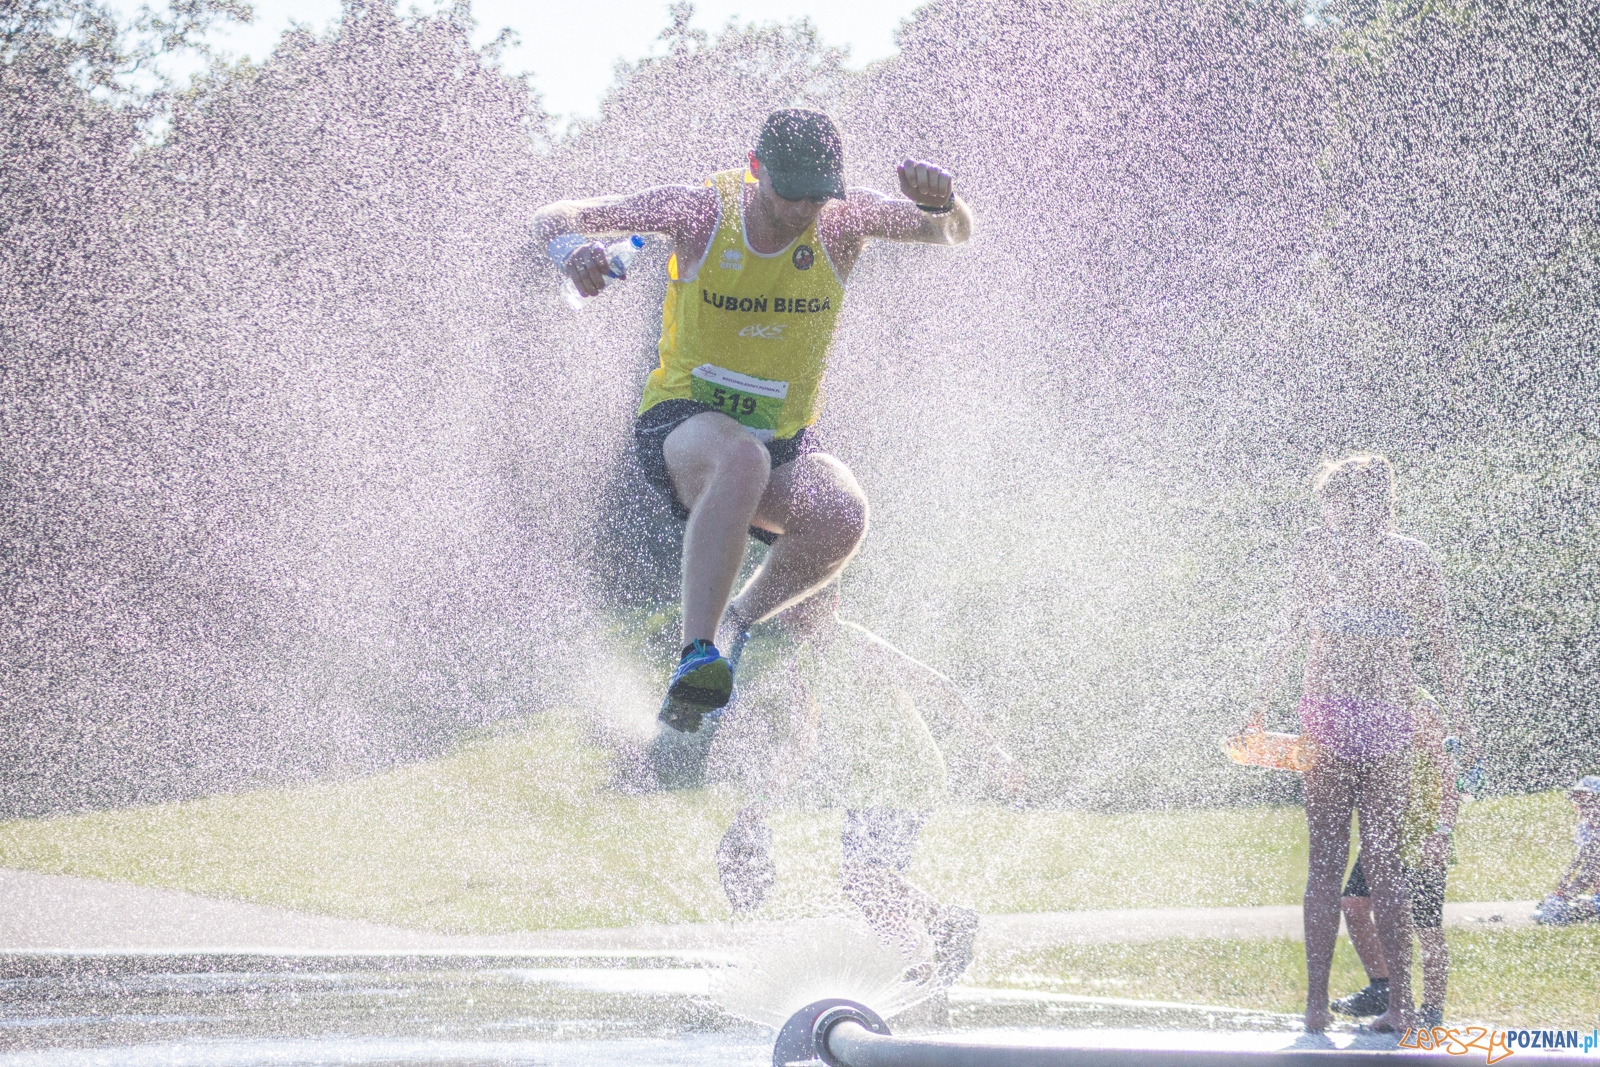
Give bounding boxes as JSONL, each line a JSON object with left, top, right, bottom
{"left": 657, "top": 699, "right": 704, "bottom": 733}
{"left": 668, "top": 660, "right": 733, "bottom": 709}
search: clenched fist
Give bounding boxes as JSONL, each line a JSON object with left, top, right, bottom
{"left": 563, "top": 240, "right": 613, "bottom": 298}
{"left": 898, "top": 158, "right": 955, "bottom": 209}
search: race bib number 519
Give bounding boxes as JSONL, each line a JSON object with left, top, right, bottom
{"left": 690, "top": 364, "right": 787, "bottom": 442}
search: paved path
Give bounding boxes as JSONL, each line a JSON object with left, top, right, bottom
{"left": 0, "top": 867, "right": 1537, "bottom": 958}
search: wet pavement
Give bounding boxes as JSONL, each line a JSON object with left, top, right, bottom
{"left": 0, "top": 953, "right": 739, "bottom": 1054}
{"left": 0, "top": 951, "right": 1316, "bottom": 1065}
{"left": 23, "top": 947, "right": 1592, "bottom": 1066}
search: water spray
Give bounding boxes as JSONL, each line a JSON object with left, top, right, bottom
{"left": 774, "top": 999, "right": 1596, "bottom": 1067}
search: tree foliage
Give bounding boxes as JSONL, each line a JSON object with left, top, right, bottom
{"left": 2, "top": 0, "right": 1594, "bottom": 812}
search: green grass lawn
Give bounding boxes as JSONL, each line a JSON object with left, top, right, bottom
{"left": 0, "top": 718, "right": 739, "bottom": 931}
{"left": 972, "top": 927, "right": 1600, "bottom": 1028}
{"left": 0, "top": 715, "right": 1577, "bottom": 933}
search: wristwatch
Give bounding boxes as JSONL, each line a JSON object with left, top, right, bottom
{"left": 917, "top": 195, "right": 955, "bottom": 215}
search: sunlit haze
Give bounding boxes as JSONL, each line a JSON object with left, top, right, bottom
{"left": 176, "top": 0, "right": 923, "bottom": 118}
{"left": 5, "top": 0, "right": 1595, "bottom": 1054}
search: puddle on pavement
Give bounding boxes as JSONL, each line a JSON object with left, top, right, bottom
{"left": 0, "top": 953, "right": 1334, "bottom": 1065}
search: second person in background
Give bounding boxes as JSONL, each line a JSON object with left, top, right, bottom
{"left": 1240, "top": 453, "right": 1479, "bottom": 1034}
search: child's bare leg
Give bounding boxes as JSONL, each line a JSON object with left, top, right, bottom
{"left": 1418, "top": 927, "right": 1449, "bottom": 1009}
{"left": 1303, "top": 757, "right": 1359, "bottom": 1033}
{"left": 1357, "top": 754, "right": 1415, "bottom": 1032}
{"left": 1341, "top": 895, "right": 1391, "bottom": 981}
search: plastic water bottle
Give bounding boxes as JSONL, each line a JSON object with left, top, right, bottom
{"left": 553, "top": 234, "right": 645, "bottom": 309}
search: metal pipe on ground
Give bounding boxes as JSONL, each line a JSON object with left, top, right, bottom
{"left": 775, "top": 999, "right": 1593, "bottom": 1067}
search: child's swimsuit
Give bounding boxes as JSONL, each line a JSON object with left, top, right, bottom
{"left": 1300, "top": 602, "right": 1416, "bottom": 762}
{"left": 1299, "top": 695, "right": 1414, "bottom": 762}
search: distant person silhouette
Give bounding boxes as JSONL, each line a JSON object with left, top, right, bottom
{"left": 1331, "top": 688, "right": 1461, "bottom": 1029}
{"left": 532, "top": 109, "right": 973, "bottom": 732}
{"left": 1239, "top": 453, "right": 1480, "bottom": 1034}
{"left": 719, "top": 584, "right": 1019, "bottom": 986}
{"left": 1533, "top": 775, "right": 1600, "bottom": 926}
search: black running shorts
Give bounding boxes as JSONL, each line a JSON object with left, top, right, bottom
{"left": 632, "top": 399, "right": 820, "bottom": 547}
{"left": 1343, "top": 852, "right": 1446, "bottom": 929}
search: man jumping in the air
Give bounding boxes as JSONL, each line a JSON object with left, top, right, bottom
{"left": 532, "top": 109, "right": 973, "bottom": 731}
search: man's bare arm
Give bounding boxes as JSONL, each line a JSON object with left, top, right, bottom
{"left": 823, "top": 159, "right": 973, "bottom": 270}
{"left": 531, "top": 185, "right": 716, "bottom": 297}
{"left": 531, "top": 184, "right": 710, "bottom": 244}
{"left": 840, "top": 187, "right": 974, "bottom": 245}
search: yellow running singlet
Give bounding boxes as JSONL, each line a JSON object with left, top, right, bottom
{"left": 638, "top": 169, "right": 847, "bottom": 442}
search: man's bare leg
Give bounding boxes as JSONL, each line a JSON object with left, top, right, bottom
{"left": 658, "top": 426, "right": 866, "bottom": 725}
{"left": 729, "top": 452, "right": 869, "bottom": 625}
{"left": 1342, "top": 890, "right": 1449, "bottom": 1017}
{"left": 663, "top": 413, "right": 773, "bottom": 644}
{"left": 1357, "top": 755, "right": 1415, "bottom": 1033}
{"left": 1332, "top": 893, "right": 1394, "bottom": 1018}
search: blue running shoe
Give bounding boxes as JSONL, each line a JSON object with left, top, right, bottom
{"left": 658, "top": 639, "right": 732, "bottom": 733}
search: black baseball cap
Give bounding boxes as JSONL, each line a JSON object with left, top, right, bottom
{"left": 754, "top": 108, "right": 846, "bottom": 202}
